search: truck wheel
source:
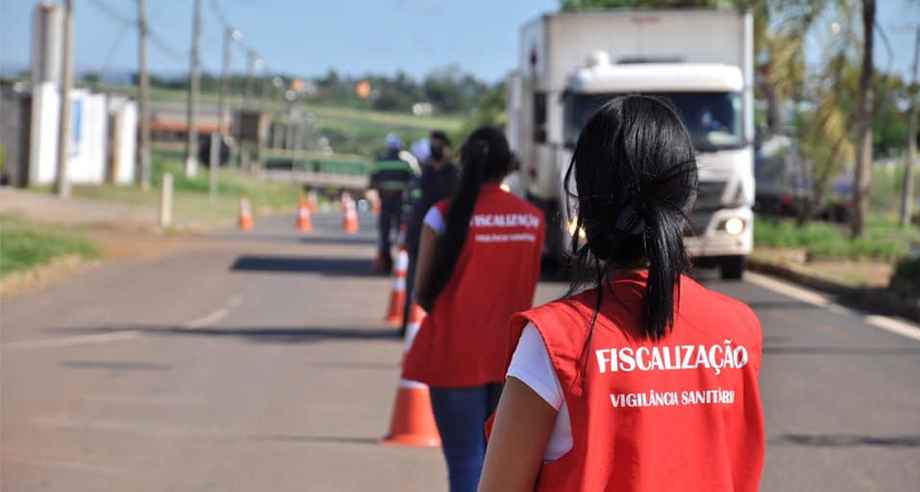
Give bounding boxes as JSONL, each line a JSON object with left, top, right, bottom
{"left": 720, "top": 256, "right": 746, "bottom": 281}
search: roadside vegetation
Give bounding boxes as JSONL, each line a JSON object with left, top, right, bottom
{"left": 69, "top": 149, "right": 305, "bottom": 227}
{"left": 0, "top": 216, "right": 99, "bottom": 277}
{"left": 754, "top": 217, "right": 919, "bottom": 261}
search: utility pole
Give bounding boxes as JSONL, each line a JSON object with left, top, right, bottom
{"left": 259, "top": 69, "right": 269, "bottom": 112}
{"left": 245, "top": 49, "right": 257, "bottom": 109}
{"left": 184, "top": 0, "right": 203, "bottom": 177}
{"left": 137, "top": 0, "right": 152, "bottom": 191}
{"left": 851, "top": 0, "right": 876, "bottom": 237}
{"left": 900, "top": 26, "right": 920, "bottom": 227}
{"left": 54, "top": 0, "right": 74, "bottom": 198}
{"left": 218, "top": 27, "right": 237, "bottom": 136}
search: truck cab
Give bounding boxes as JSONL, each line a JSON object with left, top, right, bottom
{"left": 505, "top": 9, "right": 755, "bottom": 279}
{"left": 562, "top": 55, "right": 754, "bottom": 278}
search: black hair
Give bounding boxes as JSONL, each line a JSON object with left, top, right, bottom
{"left": 430, "top": 130, "right": 451, "bottom": 147}
{"left": 418, "top": 126, "right": 513, "bottom": 310}
{"left": 564, "top": 95, "right": 698, "bottom": 342}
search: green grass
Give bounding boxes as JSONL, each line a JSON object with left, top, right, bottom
{"left": 0, "top": 216, "right": 99, "bottom": 277}
{"left": 754, "top": 217, "right": 920, "bottom": 261}
{"left": 68, "top": 150, "right": 306, "bottom": 227}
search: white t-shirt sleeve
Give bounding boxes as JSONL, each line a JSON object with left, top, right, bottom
{"left": 423, "top": 206, "right": 445, "bottom": 235}
{"left": 507, "top": 323, "right": 564, "bottom": 411}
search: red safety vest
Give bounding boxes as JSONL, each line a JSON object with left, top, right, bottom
{"left": 403, "top": 184, "right": 545, "bottom": 387}
{"left": 509, "top": 271, "right": 764, "bottom": 491}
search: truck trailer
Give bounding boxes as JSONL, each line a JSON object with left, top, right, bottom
{"left": 506, "top": 9, "right": 755, "bottom": 279}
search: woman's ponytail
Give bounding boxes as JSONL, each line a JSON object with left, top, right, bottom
{"left": 641, "top": 203, "right": 691, "bottom": 339}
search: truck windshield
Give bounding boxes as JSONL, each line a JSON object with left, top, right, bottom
{"left": 564, "top": 92, "right": 745, "bottom": 152}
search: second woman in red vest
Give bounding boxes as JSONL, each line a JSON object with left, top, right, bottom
{"left": 403, "top": 126, "right": 545, "bottom": 492}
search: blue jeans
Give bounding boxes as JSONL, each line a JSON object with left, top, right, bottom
{"left": 429, "top": 384, "right": 503, "bottom": 492}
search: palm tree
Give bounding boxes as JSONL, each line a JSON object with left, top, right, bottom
{"left": 798, "top": 53, "right": 856, "bottom": 223}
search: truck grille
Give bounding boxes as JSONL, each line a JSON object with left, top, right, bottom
{"left": 684, "top": 180, "right": 727, "bottom": 236}
{"left": 685, "top": 211, "right": 715, "bottom": 236}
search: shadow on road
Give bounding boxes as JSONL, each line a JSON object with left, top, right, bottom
{"left": 302, "top": 361, "right": 397, "bottom": 370}
{"left": 60, "top": 360, "right": 172, "bottom": 371}
{"left": 53, "top": 324, "right": 400, "bottom": 346}
{"left": 746, "top": 300, "right": 824, "bottom": 310}
{"left": 231, "top": 255, "right": 381, "bottom": 277}
{"left": 298, "top": 235, "right": 377, "bottom": 246}
{"left": 771, "top": 434, "right": 920, "bottom": 448}
{"left": 251, "top": 434, "right": 380, "bottom": 446}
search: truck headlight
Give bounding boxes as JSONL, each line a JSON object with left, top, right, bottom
{"left": 721, "top": 217, "right": 746, "bottom": 236}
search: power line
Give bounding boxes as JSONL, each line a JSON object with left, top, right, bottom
{"left": 209, "top": 0, "right": 232, "bottom": 29}
{"left": 150, "top": 31, "right": 187, "bottom": 63}
{"left": 98, "top": 22, "right": 132, "bottom": 76}
{"left": 86, "top": 0, "right": 133, "bottom": 26}
{"left": 86, "top": 0, "right": 186, "bottom": 63}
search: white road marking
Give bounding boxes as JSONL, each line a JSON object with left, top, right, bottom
{"left": 864, "top": 315, "right": 920, "bottom": 342}
{"left": 183, "top": 307, "right": 229, "bottom": 328}
{"left": 4, "top": 331, "right": 140, "bottom": 350}
{"left": 744, "top": 272, "right": 920, "bottom": 342}
{"left": 744, "top": 272, "right": 831, "bottom": 306}
{"left": 5, "top": 294, "right": 242, "bottom": 349}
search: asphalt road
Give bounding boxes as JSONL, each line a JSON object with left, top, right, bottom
{"left": 2, "top": 211, "right": 918, "bottom": 491}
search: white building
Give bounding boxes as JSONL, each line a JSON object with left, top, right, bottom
{"left": 28, "top": 82, "right": 137, "bottom": 186}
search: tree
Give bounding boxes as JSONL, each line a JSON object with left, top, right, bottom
{"left": 560, "top": 0, "right": 736, "bottom": 9}
{"left": 851, "top": 0, "right": 876, "bottom": 237}
{"left": 797, "top": 53, "right": 856, "bottom": 223}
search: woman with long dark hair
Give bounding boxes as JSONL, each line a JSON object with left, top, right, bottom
{"left": 478, "top": 96, "right": 764, "bottom": 492}
{"left": 402, "top": 126, "right": 545, "bottom": 492}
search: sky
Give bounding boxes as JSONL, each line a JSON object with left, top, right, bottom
{"left": 0, "top": 0, "right": 917, "bottom": 83}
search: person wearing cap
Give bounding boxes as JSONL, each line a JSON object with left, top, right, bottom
{"left": 369, "top": 134, "right": 415, "bottom": 273}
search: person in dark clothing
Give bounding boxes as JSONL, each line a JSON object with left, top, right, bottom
{"left": 402, "top": 130, "right": 459, "bottom": 334}
{"left": 370, "top": 134, "right": 415, "bottom": 273}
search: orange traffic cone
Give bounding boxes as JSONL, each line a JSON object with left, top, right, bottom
{"left": 239, "top": 197, "right": 254, "bottom": 231}
{"left": 296, "top": 196, "right": 313, "bottom": 233}
{"left": 342, "top": 193, "right": 359, "bottom": 234}
{"left": 382, "top": 307, "right": 440, "bottom": 448}
{"left": 307, "top": 190, "right": 319, "bottom": 213}
{"left": 384, "top": 249, "right": 409, "bottom": 325}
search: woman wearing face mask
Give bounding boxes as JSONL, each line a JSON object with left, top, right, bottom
{"left": 402, "top": 126, "right": 545, "bottom": 492}
{"left": 478, "top": 96, "right": 764, "bottom": 492}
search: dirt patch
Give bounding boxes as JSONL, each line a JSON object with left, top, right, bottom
{"left": 752, "top": 247, "right": 894, "bottom": 288}
{"left": 0, "top": 254, "right": 99, "bottom": 298}
{"left": 91, "top": 229, "right": 209, "bottom": 260}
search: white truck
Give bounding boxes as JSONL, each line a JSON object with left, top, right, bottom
{"left": 506, "top": 9, "right": 755, "bottom": 279}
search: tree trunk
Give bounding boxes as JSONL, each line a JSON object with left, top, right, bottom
{"left": 850, "top": 0, "right": 876, "bottom": 238}
{"left": 764, "top": 80, "right": 784, "bottom": 135}
{"left": 899, "top": 28, "right": 919, "bottom": 227}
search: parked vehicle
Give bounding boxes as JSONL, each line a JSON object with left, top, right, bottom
{"left": 506, "top": 9, "right": 755, "bottom": 279}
